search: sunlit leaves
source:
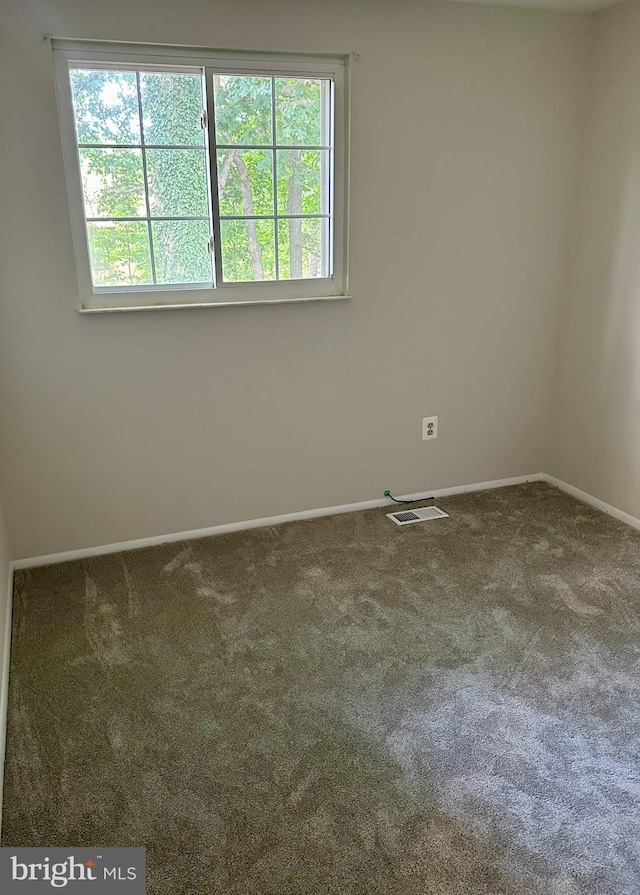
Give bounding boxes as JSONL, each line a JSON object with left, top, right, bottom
{"left": 79, "top": 148, "right": 145, "bottom": 218}
{"left": 214, "top": 76, "right": 272, "bottom": 145}
{"left": 213, "top": 74, "right": 329, "bottom": 282}
{"left": 153, "top": 220, "right": 212, "bottom": 284}
{"left": 147, "top": 149, "right": 209, "bottom": 217}
{"left": 70, "top": 66, "right": 331, "bottom": 287}
{"left": 140, "top": 72, "right": 205, "bottom": 146}
{"left": 70, "top": 69, "right": 140, "bottom": 144}
{"left": 220, "top": 220, "right": 275, "bottom": 282}
{"left": 277, "top": 218, "right": 324, "bottom": 280}
{"left": 275, "top": 78, "right": 324, "bottom": 146}
{"left": 72, "top": 68, "right": 210, "bottom": 287}
{"left": 213, "top": 75, "right": 325, "bottom": 148}
{"left": 217, "top": 150, "right": 274, "bottom": 217}
{"left": 87, "top": 222, "right": 152, "bottom": 286}
{"left": 277, "top": 150, "right": 324, "bottom": 215}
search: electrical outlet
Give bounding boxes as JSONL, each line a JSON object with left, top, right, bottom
{"left": 422, "top": 416, "right": 438, "bottom": 441}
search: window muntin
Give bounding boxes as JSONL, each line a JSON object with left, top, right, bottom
{"left": 70, "top": 68, "right": 212, "bottom": 289}
{"left": 212, "top": 74, "right": 332, "bottom": 284}
{"left": 53, "top": 43, "right": 347, "bottom": 309}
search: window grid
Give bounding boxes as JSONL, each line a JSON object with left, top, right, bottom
{"left": 217, "top": 214, "right": 330, "bottom": 221}
{"left": 76, "top": 74, "right": 332, "bottom": 285}
{"left": 271, "top": 77, "right": 279, "bottom": 280}
{"left": 76, "top": 68, "right": 213, "bottom": 288}
{"left": 86, "top": 214, "right": 209, "bottom": 224}
{"left": 56, "top": 44, "right": 346, "bottom": 307}
{"left": 214, "top": 75, "right": 332, "bottom": 283}
{"left": 77, "top": 144, "right": 332, "bottom": 150}
{"left": 136, "top": 71, "right": 157, "bottom": 285}
{"left": 77, "top": 143, "right": 208, "bottom": 150}
{"left": 75, "top": 71, "right": 333, "bottom": 285}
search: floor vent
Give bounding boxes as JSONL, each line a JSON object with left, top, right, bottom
{"left": 387, "top": 505, "right": 449, "bottom": 526}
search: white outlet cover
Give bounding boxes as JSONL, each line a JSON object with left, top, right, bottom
{"left": 422, "top": 416, "right": 438, "bottom": 440}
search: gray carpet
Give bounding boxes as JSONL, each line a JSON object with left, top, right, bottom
{"left": 3, "top": 482, "right": 640, "bottom": 894}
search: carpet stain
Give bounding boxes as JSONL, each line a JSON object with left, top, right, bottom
{"left": 3, "top": 483, "right": 640, "bottom": 894}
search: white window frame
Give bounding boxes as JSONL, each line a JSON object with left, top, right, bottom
{"left": 51, "top": 39, "right": 350, "bottom": 312}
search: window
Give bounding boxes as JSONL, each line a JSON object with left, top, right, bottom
{"left": 52, "top": 41, "right": 349, "bottom": 311}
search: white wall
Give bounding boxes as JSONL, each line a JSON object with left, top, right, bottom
{"left": 0, "top": 496, "right": 10, "bottom": 617}
{"left": 549, "top": 0, "right": 640, "bottom": 517}
{"left": 0, "top": 0, "right": 590, "bottom": 559}
{"left": 0, "top": 494, "right": 11, "bottom": 759}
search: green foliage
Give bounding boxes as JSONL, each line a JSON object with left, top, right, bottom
{"left": 153, "top": 220, "right": 211, "bottom": 284}
{"left": 140, "top": 74, "right": 210, "bottom": 284}
{"left": 276, "top": 150, "right": 323, "bottom": 215}
{"left": 147, "top": 149, "right": 208, "bottom": 217}
{"left": 79, "top": 148, "right": 145, "bottom": 218}
{"left": 214, "top": 76, "right": 326, "bottom": 281}
{"left": 70, "top": 68, "right": 328, "bottom": 287}
{"left": 278, "top": 218, "right": 323, "bottom": 280}
{"left": 87, "top": 222, "right": 151, "bottom": 286}
{"left": 214, "top": 75, "right": 272, "bottom": 145}
{"left": 140, "top": 72, "right": 203, "bottom": 146}
{"left": 218, "top": 150, "right": 274, "bottom": 217}
{"left": 220, "top": 220, "right": 275, "bottom": 282}
{"left": 70, "top": 69, "right": 140, "bottom": 144}
{"left": 275, "top": 78, "right": 323, "bottom": 145}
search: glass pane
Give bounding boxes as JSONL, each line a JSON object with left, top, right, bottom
{"left": 275, "top": 78, "right": 325, "bottom": 146}
{"left": 79, "top": 149, "right": 145, "bottom": 219}
{"left": 152, "top": 220, "right": 212, "bottom": 284}
{"left": 220, "top": 219, "right": 275, "bottom": 282}
{"left": 139, "top": 72, "right": 205, "bottom": 146}
{"left": 214, "top": 75, "right": 272, "bottom": 145}
{"left": 146, "top": 149, "right": 209, "bottom": 217}
{"left": 217, "top": 150, "right": 274, "bottom": 217}
{"left": 70, "top": 69, "right": 141, "bottom": 145}
{"left": 87, "top": 221, "right": 152, "bottom": 286}
{"left": 278, "top": 218, "right": 326, "bottom": 280}
{"left": 276, "top": 150, "right": 327, "bottom": 216}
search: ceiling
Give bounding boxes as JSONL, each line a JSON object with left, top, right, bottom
{"left": 443, "top": 0, "right": 623, "bottom": 12}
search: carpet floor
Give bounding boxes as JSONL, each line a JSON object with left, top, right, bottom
{"left": 3, "top": 482, "right": 640, "bottom": 894}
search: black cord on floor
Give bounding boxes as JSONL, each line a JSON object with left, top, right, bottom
{"left": 384, "top": 490, "right": 435, "bottom": 505}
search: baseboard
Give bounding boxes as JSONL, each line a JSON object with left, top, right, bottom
{"left": 541, "top": 473, "right": 640, "bottom": 533}
{"left": 0, "top": 560, "right": 15, "bottom": 839}
{"left": 13, "top": 473, "right": 544, "bottom": 570}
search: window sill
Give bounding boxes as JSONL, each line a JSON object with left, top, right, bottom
{"left": 78, "top": 293, "right": 352, "bottom": 314}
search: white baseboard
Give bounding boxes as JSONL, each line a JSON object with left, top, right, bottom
{"left": 0, "top": 560, "right": 15, "bottom": 838}
{"left": 541, "top": 473, "right": 640, "bottom": 532}
{"left": 13, "top": 473, "right": 544, "bottom": 571}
